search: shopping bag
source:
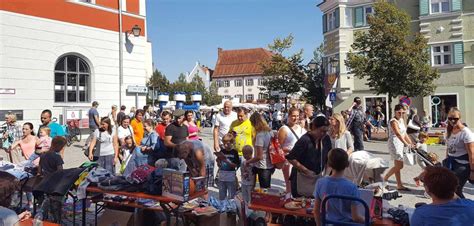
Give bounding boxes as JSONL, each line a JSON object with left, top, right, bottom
{"left": 403, "top": 147, "right": 416, "bottom": 166}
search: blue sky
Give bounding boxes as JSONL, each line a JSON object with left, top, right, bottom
{"left": 146, "top": 0, "right": 323, "bottom": 82}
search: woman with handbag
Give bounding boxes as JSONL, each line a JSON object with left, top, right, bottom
{"left": 286, "top": 116, "right": 332, "bottom": 198}
{"left": 245, "top": 112, "right": 274, "bottom": 188}
{"left": 278, "top": 107, "right": 306, "bottom": 194}
{"left": 407, "top": 107, "right": 422, "bottom": 143}
{"left": 383, "top": 104, "right": 414, "bottom": 191}
{"left": 88, "top": 117, "right": 119, "bottom": 174}
{"left": 443, "top": 107, "right": 474, "bottom": 198}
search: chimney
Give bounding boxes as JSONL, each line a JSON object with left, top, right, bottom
{"left": 218, "top": 47, "right": 223, "bottom": 54}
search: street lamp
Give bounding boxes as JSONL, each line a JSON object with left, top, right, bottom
{"left": 308, "top": 59, "right": 318, "bottom": 70}
{"left": 126, "top": 25, "right": 142, "bottom": 39}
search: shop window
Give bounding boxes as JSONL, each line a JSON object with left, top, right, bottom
{"left": 54, "top": 55, "right": 90, "bottom": 103}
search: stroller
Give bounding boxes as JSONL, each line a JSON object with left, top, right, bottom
{"left": 414, "top": 148, "right": 440, "bottom": 168}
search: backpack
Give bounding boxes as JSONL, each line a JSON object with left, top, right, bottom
{"left": 152, "top": 136, "right": 167, "bottom": 160}
{"left": 130, "top": 165, "right": 155, "bottom": 184}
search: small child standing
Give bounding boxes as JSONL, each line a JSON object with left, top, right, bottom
{"left": 119, "top": 136, "right": 135, "bottom": 175}
{"left": 28, "top": 127, "right": 52, "bottom": 164}
{"left": 240, "top": 145, "right": 255, "bottom": 204}
{"left": 313, "top": 148, "right": 364, "bottom": 225}
{"left": 216, "top": 133, "right": 241, "bottom": 201}
{"left": 413, "top": 132, "right": 440, "bottom": 186}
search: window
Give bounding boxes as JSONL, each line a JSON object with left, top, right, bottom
{"left": 364, "top": 6, "right": 373, "bottom": 25}
{"left": 344, "top": 8, "right": 352, "bottom": 27}
{"left": 258, "top": 93, "right": 268, "bottom": 100}
{"left": 217, "top": 80, "right": 223, "bottom": 87}
{"left": 223, "top": 95, "right": 231, "bottom": 100}
{"left": 246, "top": 94, "right": 254, "bottom": 101}
{"left": 246, "top": 79, "right": 254, "bottom": 86}
{"left": 431, "top": 0, "right": 450, "bottom": 13}
{"left": 54, "top": 55, "right": 90, "bottom": 103}
{"left": 258, "top": 78, "right": 266, "bottom": 86}
{"left": 223, "top": 80, "right": 230, "bottom": 87}
{"left": 234, "top": 94, "right": 243, "bottom": 101}
{"left": 432, "top": 44, "right": 451, "bottom": 66}
{"left": 327, "top": 10, "right": 337, "bottom": 31}
{"left": 234, "top": 79, "right": 242, "bottom": 87}
{"left": 354, "top": 5, "right": 374, "bottom": 27}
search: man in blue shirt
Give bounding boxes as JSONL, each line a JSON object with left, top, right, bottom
{"left": 411, "top": 166, "right": 474, "bottom": 226}
{"left": 88, "top": 101, "right": 100, "bottom": 133}
{"left": 313, "top": 148, "right": 364, "bottom": 226}
{"left": 40, "top": 109, "right": 65, "bottom": 138}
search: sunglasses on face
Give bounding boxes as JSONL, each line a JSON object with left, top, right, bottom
{"left": 448, "top": 117, "right": 459, "bottom": 122}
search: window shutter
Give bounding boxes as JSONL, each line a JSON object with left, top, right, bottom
{"left": 453, "top": 42, "right": 464, "bottom": 64}
{"left": 354, "top": 7, "right": 364, "bottom": 27}
{"left": 335, "top": 8, "right": 340, "bottom": 28}
{"left": 451, "top": 0, "right": 462, "bottom": 11}
{"left": 419, "top": 0, "right": 429, "bottom": 16}
{"left": 323, "top": 14, "right": 327, "bottom": 33}
{"left": 426, "top": 46, "right": 432, "bottom": 65}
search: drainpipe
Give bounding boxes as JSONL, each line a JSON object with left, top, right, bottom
{"left": 118, "top": 0, "right": 124, "bottom": 107}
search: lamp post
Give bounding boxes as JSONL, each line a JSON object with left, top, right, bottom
{"left": 118, "top": 22, "right": 141, "bottom": 107}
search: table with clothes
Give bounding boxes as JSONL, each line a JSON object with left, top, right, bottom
{"left": 77, "top": 165, "right": 213, "bottom": 226}
{"left": 0, "top": 160, "right": 37, "bottom": 211}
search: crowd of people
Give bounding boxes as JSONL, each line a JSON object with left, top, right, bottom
{"left": 1, "top": 97, "right": 474, "bottom": 225}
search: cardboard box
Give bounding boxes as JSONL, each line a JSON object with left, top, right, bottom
{"left": 98, "top": 209, "right": 134, "bottom": 226}
{"left": 162, "top": 168, "right": 190, "bottom": 201}
{"left": 251, "top": 191, "right": 285, "bottom": 208}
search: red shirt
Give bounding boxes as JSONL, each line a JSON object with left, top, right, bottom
{"left": 155, "top": 123, "right": 168, "bottom": 140}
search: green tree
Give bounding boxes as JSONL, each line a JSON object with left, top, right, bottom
{"left": 346, "top": 1, "right": 439, "bottom": 118}
{"left": 203, "top": 81, "right": 221, "bottom": 106}
{"left": 302, "top": 44, "right": 325, "bottom": 108}
{"left": 147, "top": 69, "right": 171, "bottom": 105}
{"left": 260, "top": 34, "right": 308, "bottom": 109}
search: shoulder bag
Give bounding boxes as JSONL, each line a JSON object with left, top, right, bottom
{"left": 296, "top": 138, "right": 324, "bottom": 197}
{"left": 83, "top": 131, "right": 101, "bottom": 161}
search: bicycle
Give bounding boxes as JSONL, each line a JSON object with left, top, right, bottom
{"left": 64, "top": 119, "right": 82, "bottom": 146}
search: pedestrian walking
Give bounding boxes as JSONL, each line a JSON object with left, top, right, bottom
{"left": 130, "top": 109, "right": 145, "bottom": 145}
{"left": 229, "top": 108, "right": 255, "bottom": 156}
{"left": 88, "top": 117, "right": 119, "bottom": 174}
{"left": 346, "top": 97, "right": 366, "bottom": 151}
{"left": 213, "top": 101, "right": 237, "bottom": 152}
{"left": 384, "top": 104, "right": 414, "bottom": 191}
{"left": 184, "top": 110, "right": 200, "bottom": 140}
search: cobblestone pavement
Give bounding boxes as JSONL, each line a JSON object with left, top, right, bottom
{"left": 2, "top": 127, "right": 472, "bottom": 225}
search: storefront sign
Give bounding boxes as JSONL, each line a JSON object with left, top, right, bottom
{"left": 127, "top": 85, "right": 148, "bottom": 94}
{"left": 0, "top": 88, "right": 15, "bottom": 94}
{"left": 0, "top": 110, "right": 23, "bottom": 121}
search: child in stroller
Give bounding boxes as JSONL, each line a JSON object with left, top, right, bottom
{"left": 413, "top": 132, "right": 441, "bottom": 186}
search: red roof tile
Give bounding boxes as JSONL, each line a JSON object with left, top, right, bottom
{"left": 212, "top": 48, "right": 273, "bottom": 78}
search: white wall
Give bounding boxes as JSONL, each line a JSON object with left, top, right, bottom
{"left": 0, "top": 11, "right": 152, "bottom": 125}
{"left": 215, "top": 75, "right": 264, "bottom": 101}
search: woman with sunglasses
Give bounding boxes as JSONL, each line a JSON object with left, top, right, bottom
{"left": 384, "top": 104, "right": 414, "bottom": 191}
{"left": 444, "top": 107, "right": 474, "bottom": 198}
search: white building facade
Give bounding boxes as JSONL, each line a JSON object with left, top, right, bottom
{"left": 0, "top": 0, "right": 153, "bottom": 126}
{"left": 212, "top": 48, "right": 272, "bottom": 103}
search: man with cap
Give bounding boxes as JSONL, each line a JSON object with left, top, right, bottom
{"left": 164, "top": 109, "right": 189, "bottom": 158}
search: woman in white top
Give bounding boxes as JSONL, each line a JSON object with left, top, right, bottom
{"left": 117, "top": 115, "right": 135, "bottom": 145}
{"left": 328, "top": 113, "right": 354, "bottom": 155}
{"left": 384, "top": 104, "right": 414, "bottom": 191}
{"left": 444, "top": 107, "right": 474, "bottom": 198}
{"left": 88, "top": 117, "right": 119, "bottom": 174}
{"left": 277, "top": 107, "right": 306, "bottom": 193}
